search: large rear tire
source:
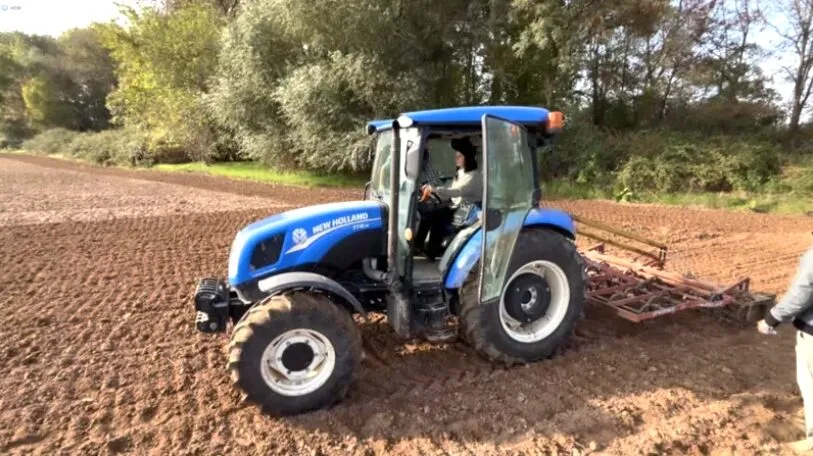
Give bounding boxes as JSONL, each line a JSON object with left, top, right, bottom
{"left": 458, "top": 227, "right": 585, "bottom": 365}
{"left": 227, "top": 291, "right": 361, "bottom": 416}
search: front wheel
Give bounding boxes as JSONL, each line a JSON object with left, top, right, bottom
{"left": 458, "top": 227, "right": 585, "bottom": 365}
{"left": 227, "top": 291, "right": 361, "bottom": 416}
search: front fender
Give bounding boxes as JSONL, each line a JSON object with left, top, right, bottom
{"left": 443, "top": 208, "right": 575, "bottom": 290}
{"left": 257, "top": 272, "right": 367, "bottom": 319}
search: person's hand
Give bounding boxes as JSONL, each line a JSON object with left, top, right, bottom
{"left": 419, "top": 184, "right": 434, "bottom": 202}
{"left": 757, "top": 319, "right": 777, "bottom": 335}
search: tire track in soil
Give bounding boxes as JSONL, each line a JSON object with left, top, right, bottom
{"left": 2, "top": 155, "right": 813, "bottom": 454}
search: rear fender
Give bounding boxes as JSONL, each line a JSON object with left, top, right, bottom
{"left": 256, "top": 272, "right": 368, "bottom": 320}
{"left": 443, "top": 208, "right": 575, "bottom": 290}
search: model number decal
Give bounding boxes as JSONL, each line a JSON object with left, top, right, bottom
{"left": 312, "top": 213, "right": 369, "bottom": 235}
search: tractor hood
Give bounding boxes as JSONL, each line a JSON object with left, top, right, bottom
{"left": 228, "top": 200, "right": 386, "bottom": 287}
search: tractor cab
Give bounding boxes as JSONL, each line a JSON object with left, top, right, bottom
{"left": 364, "top": 106, "right": 571, "bottom": 341}
{"left": 373, "top": 129, "right": 483, "bottom": 255}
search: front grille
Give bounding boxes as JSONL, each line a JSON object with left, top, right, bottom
{"left": 250, "top": 233, "right": 284, "bottom": 270}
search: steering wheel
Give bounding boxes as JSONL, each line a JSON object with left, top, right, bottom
{"left": 419, "top": 185, "right": 442, "bottom": 203}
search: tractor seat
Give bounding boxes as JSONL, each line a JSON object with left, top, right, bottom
{"left": 438, "top": 202, "right": 481, "bottom": 250}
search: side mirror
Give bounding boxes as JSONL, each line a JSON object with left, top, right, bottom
{"left": 404, "top": 139, "right": 420, "bottom": 180}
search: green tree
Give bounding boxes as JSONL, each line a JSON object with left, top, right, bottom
{"left": 209, "top": 0, "right": 495, "bottom": 171}
{"left": 97, "top": 2, "right": 224, "bottom": 159}
{"left": 21, "top": 74, "right": 76, "bottom": 128}
{"left": 58, "top": 27, "right": 116, "bottom": 131}
{"left": 0, "top": 32, "right": 64, "bottom": 140}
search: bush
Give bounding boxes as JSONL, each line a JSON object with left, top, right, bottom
{"left": 1, "top": 119, "right": 35, "bottom": 148}
{"left": 616, "top": 134, "right": 781, "bottom": 193}
{"left": 64, "top": 129, "right": 146, "bottom": 166}
{"left": 22, "top": 128, "right": 80, "bottom": 154}
{"left": 543, "top": 121, "right": 614, "bottom": 185}
{"left": 23, "top": 127, "right": 155, "bottom": 166}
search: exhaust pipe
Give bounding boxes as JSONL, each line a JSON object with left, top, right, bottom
{"left": 362, "top": 257, "right": 386, "bottom": 281}
{"left": 387, "top": 119, "right": 401, "bottom": 283}
{"left": 385, "top": 119, "right": 411, "bottom": 338}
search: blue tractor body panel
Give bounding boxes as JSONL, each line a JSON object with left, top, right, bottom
{"left": 368, "top": 106, "right": 552, "bottom": 133}
{"left": 443, "top": 207, "right": 575, "bottom": 290}
{"left": 228, "top": 201, "right": 384, "bottom": 287}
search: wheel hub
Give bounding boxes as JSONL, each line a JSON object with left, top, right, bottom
{"left": 504, "top": 273, "right": 551, "bottom": 323}
{"left": 280, "top": 342, "right": 315, "bottom": 372}
{"left": 260, "top": 329, "right": 336, "bottom": 397}
{"left": 498, "top": 260, "right": 572, "bottom": 344}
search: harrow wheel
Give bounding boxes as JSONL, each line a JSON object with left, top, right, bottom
{"left": 459, "top": 227, "right": 585, "bottom": 365}
{"left": 227, "top": 291, "right": 362, "bottom": 416}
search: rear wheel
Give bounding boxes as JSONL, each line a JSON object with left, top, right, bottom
{"left": 459, "top": 227, "right": 585, "bottom": 365}
{"left": 227, "top": 291, "right": 361, "bottom": 416}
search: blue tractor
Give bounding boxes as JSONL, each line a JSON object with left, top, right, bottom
{"left": 193, "top": 106, "right": 586, "bottom": 416}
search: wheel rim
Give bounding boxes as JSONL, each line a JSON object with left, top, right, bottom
{"left": 499, "top": 260, "right": 570, "bottom": 343}
{"left": 260, "top": 329, "right": 336, "bottom": 397}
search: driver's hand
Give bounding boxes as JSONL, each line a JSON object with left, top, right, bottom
{"left": 423, "top": 184, "right": 434, "bottom": 193}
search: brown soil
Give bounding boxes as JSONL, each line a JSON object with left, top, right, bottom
{"left": 2, "top": 154, "right": 813, "bottom": 455}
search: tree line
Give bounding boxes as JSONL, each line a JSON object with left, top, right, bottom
{"left": 3, "top": 0, "right": 813, "bottom": 194}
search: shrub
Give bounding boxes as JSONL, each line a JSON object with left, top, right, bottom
{"left": 23, "top": 127, "right": 155, "bottom": 166}
{"left": 616, "top": 143, "right": 699, "bottom": 193}
{"left": 616, "top": 134, "right": 781, "bottom": 193}
{"left": 22, "top": 128, "right": 79, "bottom": 154}
{"left": 1, "top": 119, "right": 35, "bottom": 148}
{"left": 543, "top": 121, "right": 614, "bottom": 185}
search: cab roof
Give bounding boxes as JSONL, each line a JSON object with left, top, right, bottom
{"left": 366, "top": 105, "right": 554, "bottom": 134}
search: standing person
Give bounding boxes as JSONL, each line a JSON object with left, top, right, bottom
{"left": 758, "top": 245, "right": 813, "bottom": 454}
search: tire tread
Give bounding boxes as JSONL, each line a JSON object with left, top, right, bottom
{"left": 457, "top": 227, "right": 584, "bottom": 366}
{"left": 227, "top": 291, "right": 361, "bottom": 415}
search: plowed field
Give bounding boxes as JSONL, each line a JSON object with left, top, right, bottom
{"left": 3, "top": 153, "right": 813, "bottom": 455}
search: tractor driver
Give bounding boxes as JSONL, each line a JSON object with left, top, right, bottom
{"left": 414, "top": 136, "right": 483, "bottom": 261}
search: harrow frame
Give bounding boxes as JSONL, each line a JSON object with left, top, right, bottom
{"left": 573, "top": 215, "right": 775, "bottom": 324}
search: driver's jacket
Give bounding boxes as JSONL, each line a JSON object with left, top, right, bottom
{"left": 435, "top": 168, "right": 483, "bottom": 209}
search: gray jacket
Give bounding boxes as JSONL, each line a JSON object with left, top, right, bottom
{"left": 435, "top": 168, "right": 482, "bottom": 208}
{"left": 766, "top": 245, "right": 813, "bottom": 330}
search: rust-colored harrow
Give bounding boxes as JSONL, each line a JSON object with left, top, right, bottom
{"left": 573, "top": 215, "right": 775, "bottom": 325}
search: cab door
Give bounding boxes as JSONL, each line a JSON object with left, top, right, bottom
{"left": 478, "top": 114, "right": 536, "bottom": 305}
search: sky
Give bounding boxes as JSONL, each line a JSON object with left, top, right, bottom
{"left": 751, "top": 5, "right": 796, "bottom": 114}
{"left": 0, "top": 0, "right": 139, "bottom": 36}
{"left": 0, "top": 0, "right": 802, "bottom": 118}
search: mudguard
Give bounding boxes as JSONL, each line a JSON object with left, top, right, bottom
{"left": 443, "top": 207, "right": 576, "bottom": 290}
{"left": 257, "top": 271, "right": 367, "bottom": 319}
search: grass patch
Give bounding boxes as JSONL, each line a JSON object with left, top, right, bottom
{"left": 152, "top": 161, "right": 367, "bottom": 188}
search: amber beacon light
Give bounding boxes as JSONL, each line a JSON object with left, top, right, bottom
{"left": 547, "top": 111, "right": 564, "bottom": 133}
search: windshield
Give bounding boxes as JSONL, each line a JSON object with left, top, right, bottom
{"left": 368, "top": 126, "right": 422, "bottom": 273}
{"left": 368, "top": 127, "right": 421, "bottom": 199}
{"left": 369, "top": 129, "right": 393, "bottom": 200}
